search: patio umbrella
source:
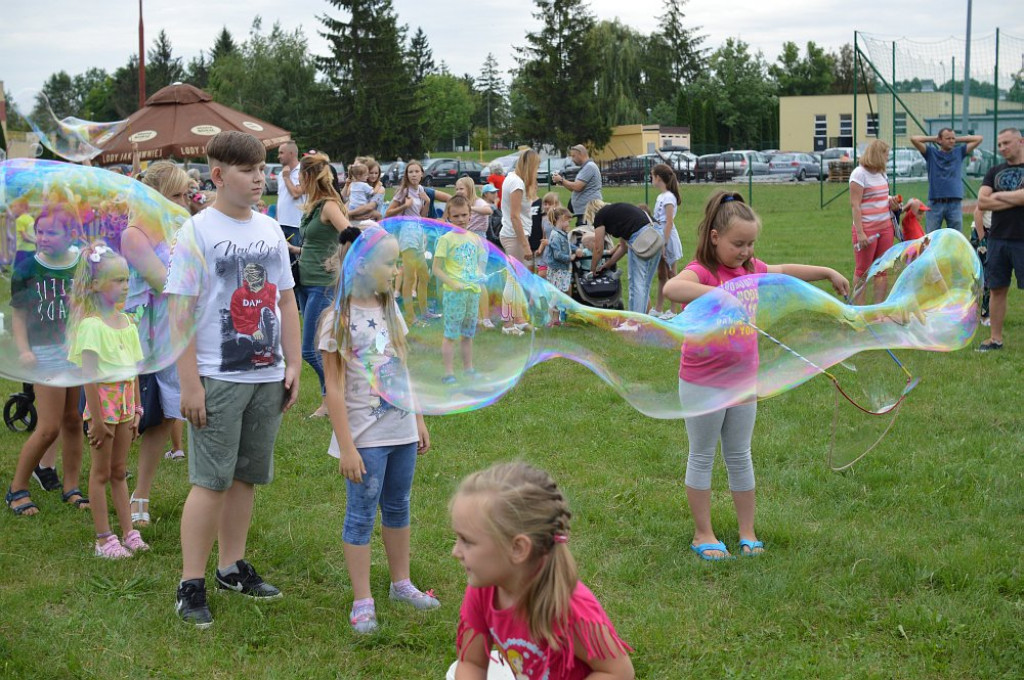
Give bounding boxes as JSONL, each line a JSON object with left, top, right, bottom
{"left": 95, "top": 83, "right": 290, "bottom": 165}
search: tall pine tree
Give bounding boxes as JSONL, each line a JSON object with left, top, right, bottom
{"left": 514, "top": 0, "right": 608, "bottom": 152}
{"left": 476, "top": 53, "right": 509, "bottom": 145}
{"left": 318, "top": 0, "right": 423, "bottom": 159}
{"left": 407, "top": 27, "right": 435, "bottom": 85}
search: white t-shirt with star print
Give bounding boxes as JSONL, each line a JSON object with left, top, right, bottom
{"left": 318, "top": 301, "right": 417, "bottom": 453}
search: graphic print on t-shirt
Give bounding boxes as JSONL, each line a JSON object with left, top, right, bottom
{"left": 214, "top": 241, "right": 282, "bottom": 373}
{"left": 349, "top": 314, "right": 411, "bottom": 422}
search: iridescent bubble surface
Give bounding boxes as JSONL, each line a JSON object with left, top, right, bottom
{"left": 328, "top": 218, "right": 980, "bottom": 423}
{"left": 0, "top": 159, "right": 192, "bottom": 386}
{"left": 10, "top": 89, "right": 128, "bottom": 163}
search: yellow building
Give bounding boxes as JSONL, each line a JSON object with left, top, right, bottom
{"left": 591, "top": 124, "right": 691, "bottom": 161}
{"left": 779, "top": 93, "right": 1018, "bottom": 152}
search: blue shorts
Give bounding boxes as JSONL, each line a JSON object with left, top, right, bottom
{"left": 985, "top": 238, "right": 1024, "bottom": 290}
{"left": 442, "top": 290, "right": 479, "bottom": 339}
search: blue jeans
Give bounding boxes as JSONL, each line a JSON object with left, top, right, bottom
{"left": 302, "top": 285, "right": 330, "bottom": 395}
{"left": 626, "top": 225, "right": 661, "bottom": 314}
{"left": 925, "top": 200, "right": 963, "bottom": 233}
{"left": 342, "top": 442, "right": 418, "bottom": 545}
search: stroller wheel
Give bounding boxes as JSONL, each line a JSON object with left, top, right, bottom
{"left": 4, "top": 393, "right": 38, "bottom": 432}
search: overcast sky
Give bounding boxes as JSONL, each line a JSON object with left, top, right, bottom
{"left": 2, "top": 0, "right": 1021, "bottom": 103}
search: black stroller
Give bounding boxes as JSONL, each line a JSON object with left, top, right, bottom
{"left": 4, "top": 383, "right": 37, "bottom": 432}
{"left": 568, "top": 227, "right": 623, "bottom": 310}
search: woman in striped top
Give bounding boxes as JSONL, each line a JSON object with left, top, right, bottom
{"left": 849, "top": 139, "right": 897, "bottom": 303}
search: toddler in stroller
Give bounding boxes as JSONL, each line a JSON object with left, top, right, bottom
{"left": 569, "top": 227, "right": 622, "bottom": 310}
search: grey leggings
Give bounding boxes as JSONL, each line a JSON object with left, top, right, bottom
{"left": 679, "top": 379, "right": 757, "bottom": 492}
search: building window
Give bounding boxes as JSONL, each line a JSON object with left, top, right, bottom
{"left": 814, "top": 115, "right": 827, "bottom": 137}
{"left": 866, "top": 113, "right": 879, "bottom": 137}
{"left": 839, "top": 114, "right": 852, "bottom": 138}
{"left": 894, "top": 112, "right": 907, "bottom": 136}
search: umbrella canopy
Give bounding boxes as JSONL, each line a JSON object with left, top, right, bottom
{"left": 95, "top": 83, "right": 290, "bottom": 165}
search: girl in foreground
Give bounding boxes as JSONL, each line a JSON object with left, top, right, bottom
{"left": 451, "top": 462, "right": 633, "bottom": 679}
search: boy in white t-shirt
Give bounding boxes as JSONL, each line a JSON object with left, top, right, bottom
{"left": 165, "top": 131, "right": 301, "bottom": 629}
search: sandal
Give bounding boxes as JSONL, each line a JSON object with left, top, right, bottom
{"left": 130, "top": 495, "right": 150, "bottom": 526}
{"left": 62, "top": 488, "right": 90, "bottom": 510}
{"left": 738, "top": 539, "right": 764, "bottom": 556}
{"left": 164, "top": 449, "right": 185, "bottom": 461}
{"left": 690, "top": 541, "right": 733, "bottom": 561}
{"left": 6, "top": 487, "right": 39, "bottom": 516}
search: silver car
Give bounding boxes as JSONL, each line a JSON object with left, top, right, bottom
{"left": 890, "top": 148, "right": 926, "bottom": 177}
{"left": 716, "top": 150, "right": 771, "bottom": 178}
{"left": 768, "top": 153, "right": 823, "bottom": 181}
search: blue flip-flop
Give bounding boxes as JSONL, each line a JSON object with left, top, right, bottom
{"left": 690, "top": 541, "right": 732, "bottom": 561}
{"left": 738, "top": 539, "right": 765, "bottom": 556}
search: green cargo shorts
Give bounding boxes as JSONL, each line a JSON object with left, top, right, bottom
{"left": 188, "top": 378, "right": 285, "bottom": 491}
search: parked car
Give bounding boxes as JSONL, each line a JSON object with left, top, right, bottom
{"left": 715, "top": 150, "right": 771, "bottom": 179}
{"left": 538, "top": 156, "right": 579, "bottom": 185}
{"left": 695, "top": 153, "right": 723, "bottom": 182}
{"left": 662, "top": 150, "right": 697, "bottom": 180}
{"left": 768, "top": 152, "right": 823, "bottom": 181}
{"left": 263, "top": 162, "right": 281, "bottom": 194}
{"left": 889, "top": 148, "right": 926, "bottom": 177}
{"left": 422, "top": 158, "right": 486, "bottom": 186}
{"left": 821, "top": 147, "right": 854, "bottom": 169}
{"left": 177, "top": 162, "right": 213, "bottom": 190}
{"left": 378, "top": 161, "right": 396, "bottom": 187}
{"left": 600, "top": 156, "right": 650, "bottom": 185}
{"left": 966, "top": 148, "right": 997, "bottom": 177}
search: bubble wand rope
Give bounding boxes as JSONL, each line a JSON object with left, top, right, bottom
{"left": 747, "top": 319, "right": 914, "bottom": 416}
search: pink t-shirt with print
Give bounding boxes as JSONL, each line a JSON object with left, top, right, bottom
{"left": 679, "top": 258, "right": 768, "bottom": 388}
{"left": 457, "top": 581, "right": 630, "bottom": 680}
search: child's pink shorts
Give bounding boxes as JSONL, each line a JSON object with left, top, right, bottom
{"left": 84, "top": 381, "right": 136, "bottom": 425}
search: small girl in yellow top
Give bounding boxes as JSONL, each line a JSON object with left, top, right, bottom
{"left": 68, "top": 243, "right": 147, "bottom": 559}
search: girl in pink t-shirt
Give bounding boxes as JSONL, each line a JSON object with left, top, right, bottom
{"left": 663, "top": 191, "right": 849, "bottom": 561}
{"left": 450, "top": 462, "right": 633, "bottom": 680}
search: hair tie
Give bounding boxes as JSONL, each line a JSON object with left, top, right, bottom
{"left": 88, "top": 244, "right": 110, "bottom": 263}
{"left": 721, "top": 195, "right": 736, "bottom": 203}
{"left": 553, "top": 534, "right": 568, "bottom": 544}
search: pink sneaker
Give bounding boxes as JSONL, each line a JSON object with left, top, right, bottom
{"left": 122, "top": 529, "right": 149, "bottom": 552}
{"left": 94, "top": 534, "right": 132, "bottom": 559}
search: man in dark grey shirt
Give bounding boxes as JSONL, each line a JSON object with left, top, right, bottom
{"left": 553, "top": 143, "right": 603, "bottom": 225}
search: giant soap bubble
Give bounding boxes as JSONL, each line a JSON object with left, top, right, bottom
{"left": 0, "top": 159, "right": 191, "bottom": 386}
{"left": 9, "top": 89, "right": 128, "bottom": 163}
{"left": 329, "top": 218, "right": 980, "bottom": 458}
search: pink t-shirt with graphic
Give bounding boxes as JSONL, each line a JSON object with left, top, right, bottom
{"left": 457, "top": 582, "right": 630, "bottom": 680}
{"left": 679, "top": 258, "right": 768, "bottom": 388}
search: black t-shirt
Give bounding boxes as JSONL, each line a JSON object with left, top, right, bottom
{"left": 10, "top": 252, "right": 79, "bottom": 347}
{"left": 593, "top": 203, "right": 650, "bottom": 240}
{"left": 983, "top": 162, "right": 1024, "bottom": 240}
{"left": 529, "top": 198, "right": 543, "bottom": 251}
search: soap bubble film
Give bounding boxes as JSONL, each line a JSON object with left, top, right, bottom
{"left": 328, "top": 219, "right": 980, "bottom": 436}
{"left": 10, "top": 89, "right": 128, "bottom": 163}
{"left": 1, "top": 159, "right": 192, "bottom": 386}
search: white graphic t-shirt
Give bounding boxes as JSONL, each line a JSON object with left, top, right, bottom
{"left": 165, "top": 207, "right": 294, "bottom": 383}
{"left": 318, "top": 303, "right": 417, "bottom": 452}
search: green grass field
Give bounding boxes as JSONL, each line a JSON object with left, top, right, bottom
{"left": 1, "top": 182, "right": 1021, "bottom": 679}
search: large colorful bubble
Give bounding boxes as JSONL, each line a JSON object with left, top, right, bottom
{"left": 9, "top": 89, "right": 128, "bottom": 163}
{"left": 331, "top": 218, "right": 981, "bottom": 444}
{"left": 0, "top": 159, "right": 191, "bottom": 386}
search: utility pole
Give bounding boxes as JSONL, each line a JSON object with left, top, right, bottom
{"left": 138, "top": 0, "right": 146, "bottom": 109}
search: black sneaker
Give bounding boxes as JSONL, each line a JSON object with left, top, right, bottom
{"left": 977, "top": 340, "right": 1003, "bottom": 352}
{"left": 176, "top": 579, "right": 213, "bottom": 629}
{"left": 31, "top": 466, "right": 61, "bottom": 492}
{"left": 215, "top": 560, "right": 282, "bottom": 600}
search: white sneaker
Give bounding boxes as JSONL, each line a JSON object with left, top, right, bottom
{"left": 659, "top": 310, "right": 676, "bottom": 320}
{"left": 501, "top": 325, "right": 525, "bottom": 336}
{"left": 981, "top": 316, "right": 990, "bottom": 327}
{"left": 612, "top": 321, "right": 640, "bottom": 332}
{"left": 480, "top": 318, "right": 495, "bottom": 329}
